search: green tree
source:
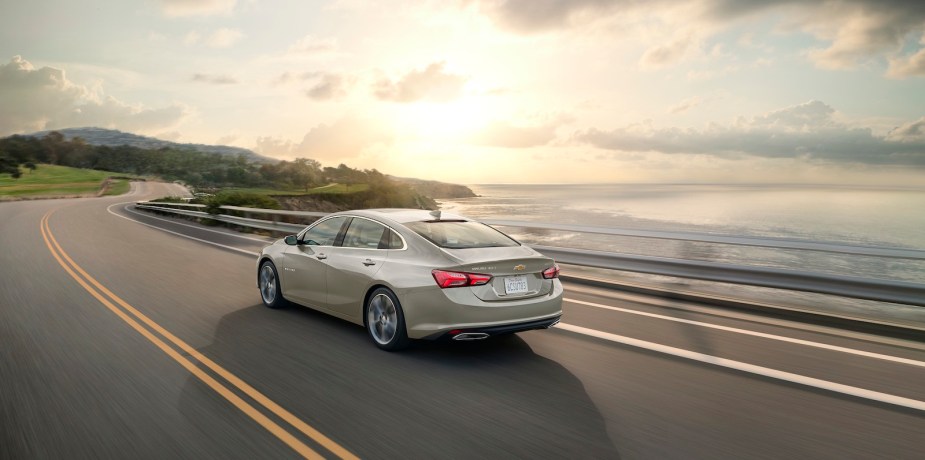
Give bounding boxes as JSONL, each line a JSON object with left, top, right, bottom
{"left": 0, "top": 154, "right": 21, "bottom": 178}
{"left": 290, "top": 158, "right": 322, "bottom": 191}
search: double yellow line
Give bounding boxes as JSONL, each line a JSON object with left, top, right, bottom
{"left": 40, "top": 210, "right": 358, "bottom": 460}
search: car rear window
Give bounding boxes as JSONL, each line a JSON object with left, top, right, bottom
{"left": 405, "top": 220, "right": 519, "bottom": 249}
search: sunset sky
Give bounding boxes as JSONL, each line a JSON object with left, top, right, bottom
{"left": 2, "top": 0, "right": 925, "bottom": 184}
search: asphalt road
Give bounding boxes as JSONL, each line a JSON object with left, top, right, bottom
{"left": 2, "top": 182, "right": 924, "bottom": 459}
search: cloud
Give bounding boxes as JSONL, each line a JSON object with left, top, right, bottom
{"left": 639, "top": 34, "right": 696, "bottom": 69}
{"left": 750, "top": 99, "right": 836, "bottom": 129}
{"left": 705, "top": 2, "right": 925, "bottom": 73}
{"left": 797, "top": 3, "right": 923, "bottom": 70}
{"left": 272, "top": 72, "right": 300, "bottom": 86}
{"left": 577, "top": 100, "right": 925, "bottom": 166}
{"left": 472, "top": 0, "right": 925, "bottom": 77}
{"left": 885, "top": 117, "right": 925, "bottom": 142}
{"left": 304, "top": 73, "right": 352, "bottom": 101}
{"left": 184, "top": 28, "right": 243, "bottom": 48}
{"left": 887, "top": 47, "right": 925, "bottom": 78}
{"left": 373, "top": 62, "right": 467, "bottom": 103}
{"left": 0, "top": 56, "right": 187, "bottom": 136}
{"left": 470, "top": 120, "right": 559, "bottom": 148}
{"left": 254, "top": 117, "right": 393, "bottom": 162}
{"left": 477, "top": 0, "right": 627, "bottom": 34}
{"left": 205, "top": 28, "right": 244, "bottom": 48}
{"left": 253, "top": 136, "right": 296, "bottom": 157}
{"left": 667, "top": 96, "right": 704, "bottom": 114}
{"left": 160, "top": 0, "right": 236, "bottom": 17}
{"left": 192, "top": 73, "right": 238, "bottom": 84}
{"left": 272, "top": 71, "right": 353, "bottom": 100}
{"left": 287, "top": 35, "right": 338, "bottom": 55}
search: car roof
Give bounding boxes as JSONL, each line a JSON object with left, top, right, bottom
{"left": 335, "top": 208, "right": 468, "bottom": 224}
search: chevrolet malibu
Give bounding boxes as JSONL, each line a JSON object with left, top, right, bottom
{"left": 256, "top": 209, "right": 563, "bottom": 350}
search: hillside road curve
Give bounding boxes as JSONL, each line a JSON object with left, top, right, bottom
{"left": 2, "top": 181, "right": 924, "bottom": 459}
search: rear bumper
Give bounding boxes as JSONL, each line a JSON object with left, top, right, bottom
{"left": 421, "top": 314, "right": 562, "bottom": 341}
{"left": 400, "top": 279, "right": 564, "bottom": 339}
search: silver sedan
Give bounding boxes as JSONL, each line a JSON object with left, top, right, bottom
{"left": 257, "top": 209, "right": 563, "bottom": 350}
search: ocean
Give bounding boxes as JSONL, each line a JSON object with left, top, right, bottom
{"left": 438, "top": 184, "right": 925, "bottom": 323}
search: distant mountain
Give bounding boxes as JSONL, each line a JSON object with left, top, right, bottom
{"left": 29, "top": 127, "right": 277, "bottom": 163}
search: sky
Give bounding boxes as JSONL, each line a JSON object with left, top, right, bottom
{"left": 1, "top": 0, "right": 925, "bottom": 185}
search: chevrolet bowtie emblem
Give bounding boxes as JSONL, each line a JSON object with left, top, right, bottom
{"left": 513, "top": 264, "right": 526, "bottom": 271}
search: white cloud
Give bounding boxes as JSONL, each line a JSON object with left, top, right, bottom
{"left": 160, "top": 0, "right": 236, "bottom": 17}
{"left": 206, "top": 28, "right": 244, "bottom": 48}
{"left": 287, "top": 35, "right": 338, "bottom": 55}
{"left": 885, "top": 117, "right": 925, "bottom": 142}
{"left": 373, "top": 61, "right": 467, "bottom": 103}
{"left": 667, "top": 96, "right": 704, "bottom": 114}
{"left": 272, "top": 71, "right": 354, "bottom": 99}
{"left": 304, "top": 73, "right": 352, "bottom": 101}
{"left": 0, "top": 56, "right": 187, "bottom": 136}
{"left": 887, "top": 48, "right": 925, "bottom": 78}
{"left": 639, "top": 33, "right": 698, "bottom": 69}
{"left": 577, "top": 100, "right": 925, "bottom": 166}
{"left": 750, "top": 100, "right": 837, "bottom": 129}
{"left": 253, "top": 136, "right": 296, "bottom": 157}
{"left": 801, "top": 7, "right": 911, "bottom": 70}
{"left": 192, "top": 73, "right": 238, "bottom": 84}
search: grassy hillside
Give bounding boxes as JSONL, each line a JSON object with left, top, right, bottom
{"left": 0, "top": 164, "right": 130, "bottom": 198}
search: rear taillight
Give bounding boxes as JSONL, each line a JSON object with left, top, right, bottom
{"left": 432, "top": 270, "right": 493, "bottom": 288}
{"left": 542, "top": 264, "right": 560, "bottom": 279}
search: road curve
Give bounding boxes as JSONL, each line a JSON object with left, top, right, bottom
{"left": 2, "top": 181, "right": 924, "bottom": 459}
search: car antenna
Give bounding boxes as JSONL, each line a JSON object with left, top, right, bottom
{"left": 429, "top": 210, "right": 441, "bottom": 221}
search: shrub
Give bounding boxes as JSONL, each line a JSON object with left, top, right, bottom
{"left": 204, "top": 191, "right": 280, "bottom": 215}
{"left": 150, "top": 196, "right": 188, "bottom": 203}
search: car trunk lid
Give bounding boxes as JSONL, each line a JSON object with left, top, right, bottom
{"left": 440, "top": 246, "right": 556, "bottom": 301}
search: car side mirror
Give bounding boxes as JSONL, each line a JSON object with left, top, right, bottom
{"left": 284, "top": 235, "right": 299, "bottom": 246}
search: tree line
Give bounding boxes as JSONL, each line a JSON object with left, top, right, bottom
{"left": 0, "top": 131, "right": 397, "bottom": 194}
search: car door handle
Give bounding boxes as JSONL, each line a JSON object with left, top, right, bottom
{"left": 363, "top": 259, "right": 376, "bottom": 266}
{"left": 316, "top": 253, "right": 327, "bottom": 260}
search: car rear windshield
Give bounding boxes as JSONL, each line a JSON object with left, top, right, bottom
{"left": 405, "top": 220, "right": 520, "bottom": 249}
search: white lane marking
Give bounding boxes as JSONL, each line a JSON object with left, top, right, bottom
{"left": 107, "top": 202, "right": 258, "bottom": 256}
{"left": 566, "top": 298, "right": 925, "bottom": 369}
{"left": 120, "top": 203, "right": 273, "bottom": 243}
{"left": 556, "top": 322, "right": 925, "bottom": 412}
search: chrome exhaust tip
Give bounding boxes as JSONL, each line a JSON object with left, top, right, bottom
{"left": 452, "top": 332, "right": 490, "bottom": 341}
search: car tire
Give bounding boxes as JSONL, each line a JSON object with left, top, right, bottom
{"left": 365, "top": 287, "right": 410, "bottom": 351}
{"left": 258, "top": 260, "right": 288, "bottom": 309}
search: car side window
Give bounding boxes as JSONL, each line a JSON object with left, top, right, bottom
{"left": 302, "top": 216, "right": 348, "bottom": 246}
{"left": 381, "top": 229, "right": 404, "bottom": 250}
{"left": 342, "top": 218, "right": 387, "bottom": 249}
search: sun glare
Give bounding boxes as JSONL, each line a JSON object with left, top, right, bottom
{"left": 393, "top": 98, "right": 490, "bottom": 142}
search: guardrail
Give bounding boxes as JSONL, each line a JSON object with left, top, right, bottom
{"left": 134, "top": 201, "right": 925, "bottom": 307}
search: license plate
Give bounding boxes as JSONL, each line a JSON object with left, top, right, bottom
{"left": 504, "top": 275, "right": 529, "bottom": 295}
